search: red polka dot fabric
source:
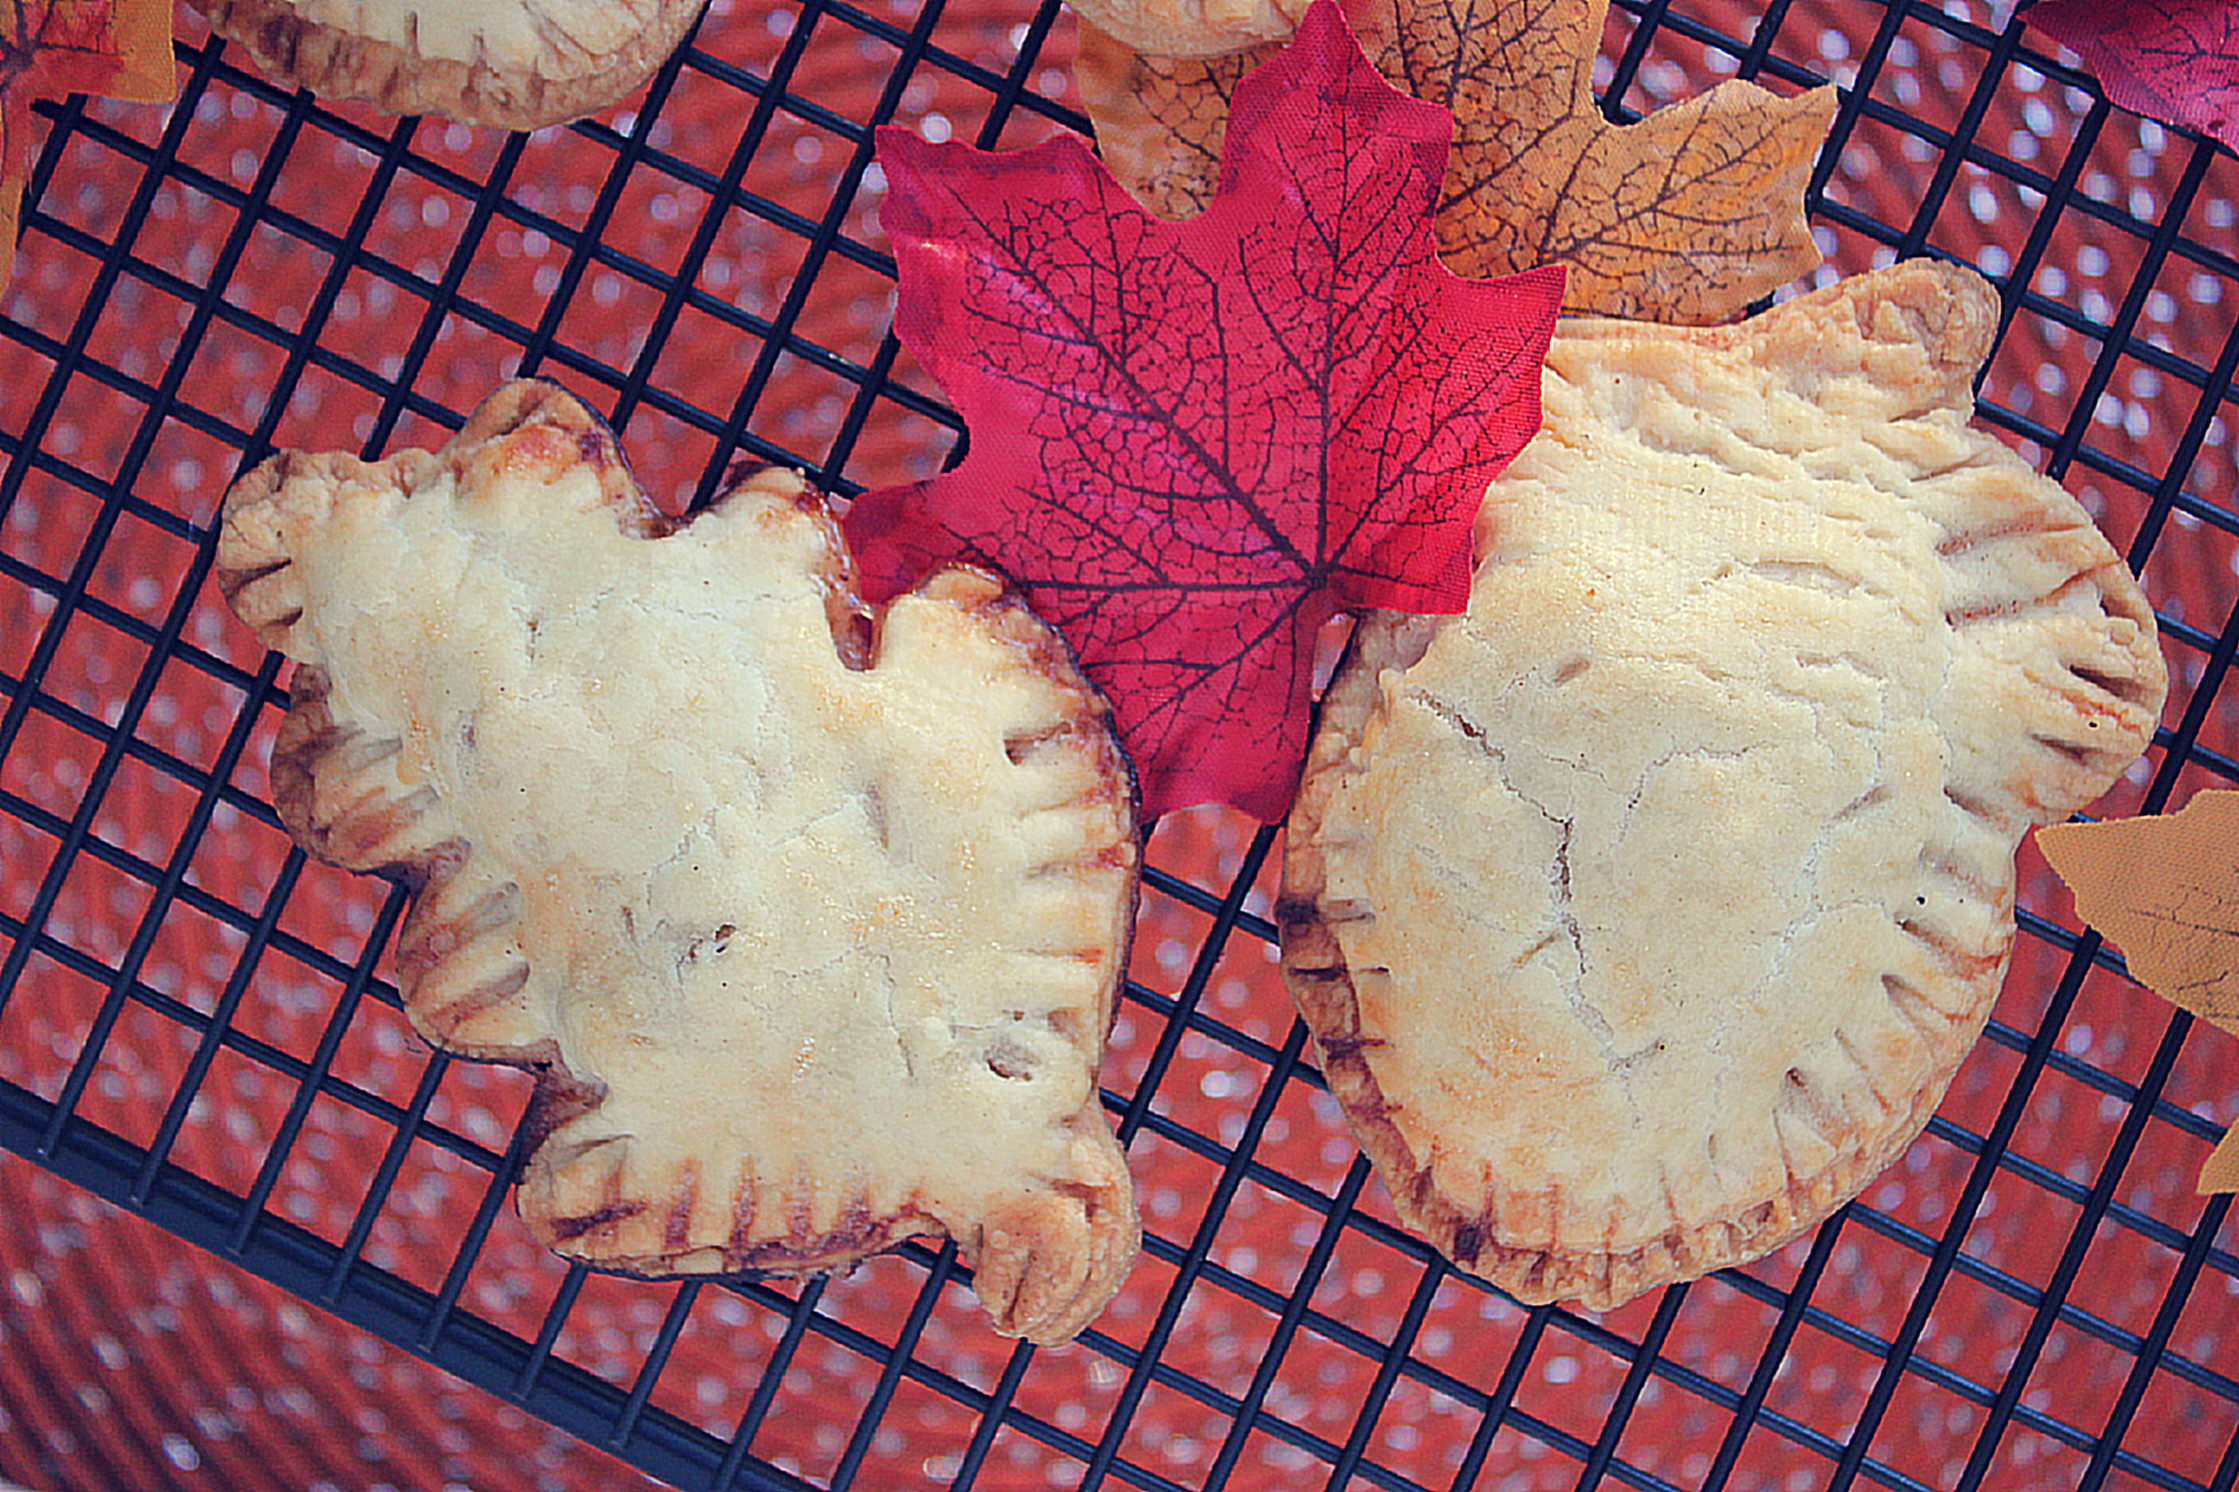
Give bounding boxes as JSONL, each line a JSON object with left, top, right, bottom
{"left": 2, "top": 2, "right": 2235, "bottom": 1490}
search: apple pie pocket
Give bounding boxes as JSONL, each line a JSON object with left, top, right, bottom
{"left": 1280, "top": 262, "right": 2166, "bottom": 1309}
{"left": 217, "top": 380, "right": 1142, "bottom": 1344}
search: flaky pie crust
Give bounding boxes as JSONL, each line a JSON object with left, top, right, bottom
{"left": 188, "top": 0, "right": 708, "bottom": 129}
{"left": 216, "top": 380, "right": 1142, "bottom": 1343}
{"left": 1280, "top": 262, "right": 2167, "bottom": 1310}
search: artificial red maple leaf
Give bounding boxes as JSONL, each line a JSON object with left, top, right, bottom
{"left": 2025, "top": 0, "right": 2239, "bottom": 151}
{"left": 845, "top": 0, "right": 1563, "bottom": 822}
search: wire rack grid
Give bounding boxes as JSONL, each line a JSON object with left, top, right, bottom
{"left": 1, "top": 0, "right": 2236, "bottom": 1488}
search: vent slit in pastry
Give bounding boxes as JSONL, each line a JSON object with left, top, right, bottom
{"left": 215, "top": 379, "right": 1143, "bottom": 1345}
{"left": 1739, "top": 558, "right": 1865, "bottom": 596}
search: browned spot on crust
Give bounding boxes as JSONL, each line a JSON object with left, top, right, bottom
{"left": 549, "top": 1200, "right": 649, "bottom": 1243}
{"left": 492, "top": 422, "right": 580, "bottom": 484}
{"left": 1002, "top": 726, "right": 1058, "bottom": 764}
{"left": 523, "top": 1067, "right": 609, "bottom": 1153}
{"left": 1935, "top": 511, "right": 2065, "bottom": 557}
{"left": 706, "top": 1199, "right": 943, "bottom": 1280}
{"left": 217, "top": 556, "right": 291, "bottom": 609}
{"left": 1898, "top": 918, "right": 2005, "bottom": 978}
{"left": 252, "top": 12, "right": 301, "bottom": 67}
{"left": 418, "top": 962, "right": 532, "bottom": 1041}
{"left": 1944, "top": 570, "right": 2096, "bottom": 626}
{"left": 728, "top": 1169, "right": 760, "bottom": 1257}
{"left": 394, "top": 905, "right": 483, "bottom": 983}
{"left": 664, "top": 1162, "right": 703, "bottom": 1252}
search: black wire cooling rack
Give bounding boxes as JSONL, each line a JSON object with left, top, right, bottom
{"left": 4, "top": 1, "right": 2238, "bottom": 1489}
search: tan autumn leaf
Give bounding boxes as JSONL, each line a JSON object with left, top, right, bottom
{"left": 1076, "top": 20, "right": 1278, "bottom": 221}
{"left": 2038, "top": 790, "right": 2239, "bottom": 1193}
{"left": 3, "top": 0, "right": 177, "bottom": 286}
{"left": 1077, "top": 0, "right": 1838, "bottom": 322}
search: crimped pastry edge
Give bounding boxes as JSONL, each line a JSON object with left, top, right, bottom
{"left": 188, "top": 0, "right": 709, "bottom": 130}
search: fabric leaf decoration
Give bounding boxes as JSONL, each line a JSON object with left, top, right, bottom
{"left": 1077, "top": 0, "right": 1837, "bottom": 323}
{"left": 846, "top": 0, "right": 1563, "bottom": 821}
{"left": 2025, "top": 0, "right": 2239, "bottom": 153}
{"left": 2038, "top": 790, "right": 2239, "bottom": 1193}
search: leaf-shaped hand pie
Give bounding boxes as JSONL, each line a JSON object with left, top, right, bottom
{"left": 1077, "top": 0, "right": 1838, "bottom": 324}
{"left": 216, "top": 381, "right": 1142, "bottom": 1344}
{"left": 187, "top": 0, "right": 706, "bottom": 129}
{"left": 1278, "top": 263, "right": 2167, "bottom": 1310}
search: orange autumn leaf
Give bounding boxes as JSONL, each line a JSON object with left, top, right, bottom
{"left": 1077, "top": 0, "right": 1838, "bottom": 323}
{"left": 2, "top": 0, "right": 176, "bottom": 285}
{"left": 2038, "top": 791, "right": 2239, "bottom": 1193}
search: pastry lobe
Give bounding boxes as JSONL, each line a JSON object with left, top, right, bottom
{"left": 1281, "top": 262, "right": 2166, "bottom": 1310}
{"left": 188, "top": 0, "right": 708, "bottom": 129}
{"left": 217, "top": 380, "right": 1142, "bottom": 1344}
{"left": 1065, "top": 0, "right": 1308, "bottom": 58}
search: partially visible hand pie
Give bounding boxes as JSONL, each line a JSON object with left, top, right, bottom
{"left": 188, "top": 0, "right": 707, "bottom": 129}
{"left": 1279, "top": 262, "right": 2167, "bottom": 1310}
{"left": 216, "top": 380, "right": 1142, "bottom": 1344}
{"left": 1065, "top": 0, "right": 1306, "bottom": 58}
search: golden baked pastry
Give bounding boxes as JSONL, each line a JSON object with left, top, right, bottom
{"left": 1065, "top": 0, "right": 1307, "bottom": 58}
{"left": 216, "top": 380, "right": 1142, "bottom": 1344}
{"left": 1279, "top": 262, "right": 2166, "bottom": 1310}
{"left": 188, "top": 0, "right": 707, "bottom": 129}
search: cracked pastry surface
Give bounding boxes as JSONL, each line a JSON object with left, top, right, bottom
{"left": 216, "top": 380, "right": 1141, "bottom": 1345}
{"left": 1279, "top": 262, "right": 2167, "bottom": 1311}
{"left": 188, "top": 0, "right": 707, "bottom": 129}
